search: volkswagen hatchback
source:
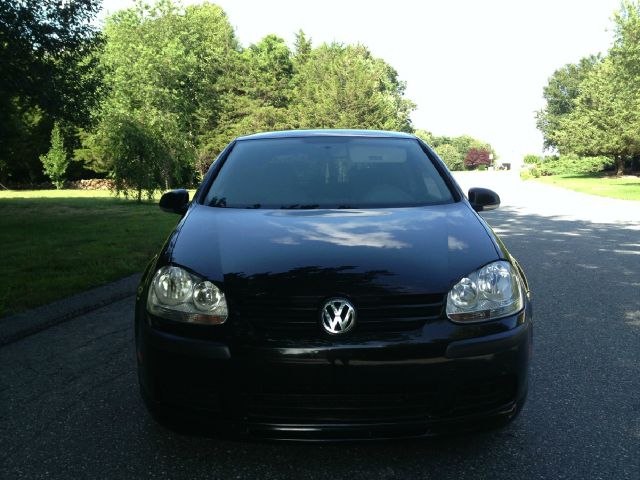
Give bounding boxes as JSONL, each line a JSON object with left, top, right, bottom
{"left": 135, "top": 129, "right": 532, "bottom": 441}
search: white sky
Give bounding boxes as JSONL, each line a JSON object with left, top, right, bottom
{"left": 100, "top": 0, "right": 621, "bottom": 162}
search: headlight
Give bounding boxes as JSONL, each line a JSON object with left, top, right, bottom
{"left": 147, "top": 265, "right": 228, "bottom": 325}
{"left": 446, "top": 260, "right": 523, "bottom": 322}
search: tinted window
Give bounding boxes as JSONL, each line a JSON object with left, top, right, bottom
{"left": 204, "top": 137, "right": 454, "bottom": 209}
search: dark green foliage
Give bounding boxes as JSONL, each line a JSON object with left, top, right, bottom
{"left": 0, "top": 0, "right": 103, "bottom": 183}
{"left": 538, "top": 155, "right": 614, "bottom": 176}
{"left": 290, "top": 43, "right": 415, "bottom": 132}
{"left": 2, "top": 0, "right": 445, "bottom": 192}
{"left": 522, "top": 153, "right": 614, "bottom": 177}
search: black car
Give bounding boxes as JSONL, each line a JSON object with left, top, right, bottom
{"left": 136, "top": 129, "right": 532, "bottom": 441}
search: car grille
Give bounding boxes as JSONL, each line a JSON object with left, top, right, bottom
{"left": 243, "top": 376, "right": 517, "bottom": 426}
{"left": 244, "top": 391, "right": 446, "bottom": 424}
{"left": 234, "top": 293, "right": 446, "bottom": 335}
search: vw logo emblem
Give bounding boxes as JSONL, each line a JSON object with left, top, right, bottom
{"left": 321, "top": 298, "right": 356, "bottom": 334}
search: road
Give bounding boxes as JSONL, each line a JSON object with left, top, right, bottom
{"left": 2, "top": 173, "right": 639, "bottom": 479}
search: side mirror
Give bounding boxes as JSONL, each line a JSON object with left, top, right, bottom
{"left": 468, "top": 187, "right": 500, "bottom": 212}
{"left": 159, "top": 189, "right": 189, "bottom": 215}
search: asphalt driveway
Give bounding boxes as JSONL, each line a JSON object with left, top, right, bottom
{"left": 1, "top": 173, "right": 639, "bottom": 479}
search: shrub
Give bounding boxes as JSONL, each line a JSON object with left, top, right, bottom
{"left": 39, "top": 123, "right": 69, "bottom": 189}
{"left": 523, "top": 154, "right": 543, "bottom": 165}
{"left": 464, "top": 148, "right": 491, "bottom": 168}
{"left": 434, "top": 144, "right": 464, "bottom": 171}
{"left": 520, "top": 169, "right": 532, "bottom": 180}
{"left": 538, "top": 154, "right": 613, "bottom": 175}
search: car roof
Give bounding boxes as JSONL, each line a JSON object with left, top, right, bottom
{"left": 236, "top": 129, "right": 417, "bottom": 141}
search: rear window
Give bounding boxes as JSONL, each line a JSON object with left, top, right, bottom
{"left": 204, "top": 137, "right": 454, "bottom": 209}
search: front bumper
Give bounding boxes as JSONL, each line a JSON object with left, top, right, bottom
{"left": 136, "top": 306, "right": 532, "bottom": 441}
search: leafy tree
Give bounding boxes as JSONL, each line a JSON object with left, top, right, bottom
{"left": 536, "top": 56, "right": 601, "bottom": 150}
{"left": 537, "top": 1, "right": 640, "bottom": 175}
{"left": 435, "top": 144, "right": 464, "bottom": 170}
{"left": 0, "top": 0, "right": 102, "bottom": 182}
{"left": 40, "top": 123, "right": 69, "bottom": 189}
{"left": 293, "top": 29, "right": 312, "bottom": 67}
{"left": 465, "top": 148, "right": 491, "bottom": 168}
{"left": 553, "top": 0, "right": 640, "bottom": 177}
{"left": 241, "top": 35, "right": 293, "bottom": 108}
{"left": 76, "top": 1, "right": 421, "bottom": 184}
{"left": 291, "top": 43, "right": 415, "bottom": 132}
{"left": 414, "top": 130, "right": 436, "bottom": 145}
{"left": 554, "top": 58, "right": 636, "bottom": 176}
{"left": 80, "top": 0, "right": 240, "bottom": 190}
{"left": 100, "top": 111, "right": 181, "bottom": 201}
{"left": 415, "top": 130, "right": 496, "bottom": 170}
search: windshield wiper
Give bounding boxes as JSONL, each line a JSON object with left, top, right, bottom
{"left": 280, "top": 204, "right": 320, "bottom": 209}
{"left": 209, "top": 197, "right": 227, "bottom": 208}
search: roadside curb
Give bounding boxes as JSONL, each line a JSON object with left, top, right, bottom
{"left": 0, "top": 273, "right": 141, "bottom": 346}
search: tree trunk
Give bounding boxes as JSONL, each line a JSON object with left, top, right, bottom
{"left": 615, "top": 156, "right": 625, "bottom": 176}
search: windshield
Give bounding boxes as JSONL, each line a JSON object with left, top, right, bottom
{"left": 204, "top": 137, "right": 455, "bottom": 209}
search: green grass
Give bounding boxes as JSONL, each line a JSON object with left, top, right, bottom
{"left": 0, "top": 190, "right": 180, "bottom": 317}
{"left": 535, "top": 174, "right": 640, "bottom": 201}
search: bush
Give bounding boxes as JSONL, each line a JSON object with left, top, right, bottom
{"left": 477, "top": 164, "right": 487, "bottom": 171}
{"left": 465, "top": 148, "right": 491, "bottom": 168}
{"left": 523, "top": 154, "right": 542, "bottom": 165}
{"left": 520, "top": 169, "right": 532, "bottom": 180}
{"left": 39, "top": 123, "right": 69, "bottom": 189}
{"left": 520, "top": 165, "right": 540, "bottom": 180}
{"left": 434, "top": 144, "right": 464, "bottom": 171}
{"left": 538, "top": 154, "right": 613, "bottom": 175}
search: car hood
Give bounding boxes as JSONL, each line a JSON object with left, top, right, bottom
{"left": 168, "top": 202, "right": 500, "bottom": 297}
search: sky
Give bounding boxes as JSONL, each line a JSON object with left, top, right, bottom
{"left": 100, "top": 0, "right": 622, "bottom": 163}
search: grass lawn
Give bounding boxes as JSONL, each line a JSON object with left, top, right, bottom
{"left": 536, "top": 174, "right": 640, "bottom": 201}
{"left": 0, "top": 190, "right": 180, "bottom": 317}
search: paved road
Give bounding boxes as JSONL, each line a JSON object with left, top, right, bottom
{"left": 2, "top": 174, "right": 639, "bottom": 479}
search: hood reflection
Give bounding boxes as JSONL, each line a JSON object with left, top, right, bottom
{"left": 271, "top": 209, "right": 448, "bottom": 249}
{"left": 273, "top": 220, "right": 410, "bottom": 249}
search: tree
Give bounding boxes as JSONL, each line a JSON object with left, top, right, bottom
{"left": 0, "top": 0, "right": 102, "bottom": 182}
{"left": 40, "top": 123, "right": 69, "bottom": 189}
{"left": 241, "top": 35, "right": 293, "bottom": 108}
{"left": 293, "top": 29, "right": 312, "bottom": 67}
{"left": 465, "top": 148, "right": 491, "bottom": 168}
{"left": 435, "top": 144, "right": 464, "bottom": 170}
{"left": 554, "top": 58, "right": 636, "bottom": 176}
{"left": 76, "top": 0, "right": 420, "bottom": 184}
{"left": 537, "top": 1, "right": 640, "bottom": 175}
{"left": 415, "top": 130, "right": 497, "bottom": 169}
{"left": 102, "top": 111, "right": 179, "bottom": 201}
{"left": 414, "top": 130, "right": 435, "bottom": 146}
{"left": 549, "top": 1, "right": 640, "bottom": 176}
{"left": 80, "top": 0, "right": 240, "bottom": 190}
{"left": 291, "top": 43, "right": 415, "bottom": 132}
{"left": 536, "top": 56, "right": 601, "bottom": 150}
